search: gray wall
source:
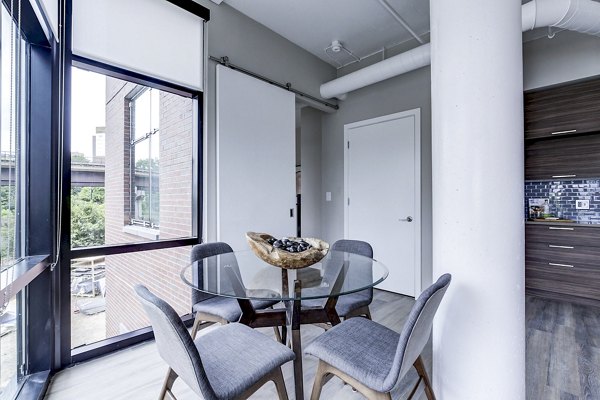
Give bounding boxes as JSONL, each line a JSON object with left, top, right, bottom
{"left": 524, "top": 30, "right": 600, "bottom": 90}
{"left": 320, "top": 47, "right": 433, "bottom": 289}
{"left": 300, "top": 107, "right": 323, "bottom": 238}
{"left": 196, "top": 1, "right": 336, "bottom": 241}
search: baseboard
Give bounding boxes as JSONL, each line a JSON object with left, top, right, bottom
{"left": 526, "top": 288, "right": 600, "bottom": 308}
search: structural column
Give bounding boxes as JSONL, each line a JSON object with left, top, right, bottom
{"left": 430, "top": 1, "right": 525, "bottom": 399}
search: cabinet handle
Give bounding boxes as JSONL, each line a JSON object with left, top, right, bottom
{"left": 551, "top": 174, "right": 577, "bottom": 178}
{"left": 548, "top": 227, "right": 574, "bottom": 231}
{"left": 550, "top": 129, "right": 577, "bottom": 136}
{"left": 548, "top": 244, "right": 574, "bottom": 249}
{"left": 548, "top": 262, "right": 574, "bottom": 268}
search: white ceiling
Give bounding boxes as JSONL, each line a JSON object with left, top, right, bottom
{"left": 223, "top": 0, "right": 430, "bottom": 68}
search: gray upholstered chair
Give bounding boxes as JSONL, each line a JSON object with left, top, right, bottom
{"left": 303, "top": 239, "right": 374, "bottom": 322}
{"left": 305, "top": 273, "right": 452, "bottom": 400}
{"left": 189, "top": 242, "right": 280, "bottom": 339}
{"left": 135, "top": 285, "right": 295, "bottom": 400}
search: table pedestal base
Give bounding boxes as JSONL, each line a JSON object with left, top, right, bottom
{"left": 237, "top": 280, "right": 342, "bottom": 400}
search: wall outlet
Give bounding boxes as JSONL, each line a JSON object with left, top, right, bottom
{"left": 576, "top": 199, "right": 590, "bottom": 210}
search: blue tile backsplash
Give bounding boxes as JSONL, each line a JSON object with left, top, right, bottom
{"left": 525, "top": 179, "right": 600, "bottom": 224}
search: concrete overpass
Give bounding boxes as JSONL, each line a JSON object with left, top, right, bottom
{"left": 1, "top": 161, "right": 150, "bottom": 188}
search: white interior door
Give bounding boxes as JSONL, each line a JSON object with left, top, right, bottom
{"left": 217, "top": 65, "right": 296, "bottom": 250}
{"left": 345, "top": 110, "right": 421, "bottom": 296}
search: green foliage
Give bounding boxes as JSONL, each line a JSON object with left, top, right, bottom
{"left": 71, "top": 187, "right": 105, "bottom": 248}
{"left": 135, "top": 158, "right": 159, "bottom": 171}
{"left": 71, "top": 152, "right": 90, "bottom": 163}
{"left": 0, "top": 186, "right": 17, "bottom": 266}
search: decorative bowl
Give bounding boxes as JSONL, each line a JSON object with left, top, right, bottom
{"left": 245, "top": 232, "right": 329, "bottom": 269}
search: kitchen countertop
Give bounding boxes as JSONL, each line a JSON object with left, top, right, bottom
{"left": 526, "top": 220, "right": 600, "bottom": 228}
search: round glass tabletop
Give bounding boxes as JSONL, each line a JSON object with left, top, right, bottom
{"left": 180, "top": 250, "right": 388, "bottom": 301}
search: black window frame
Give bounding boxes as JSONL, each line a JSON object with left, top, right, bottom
{"left": 0, "top": 0, "right": 59, "bottom": 398}
{"left": 62, "top": 56, "right": 203, "bottom": 364}
{"left": 58, "top": 0, "right": 207, "bottom": 367}
{"left": 0, "top": 0, "right": 209, "bottom": 396}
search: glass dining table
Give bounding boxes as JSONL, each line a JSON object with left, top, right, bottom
{"left": 181, "top": 249, "right": 388, "bottom": 399}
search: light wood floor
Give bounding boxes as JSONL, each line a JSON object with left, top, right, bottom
{"left": 44, "top": 290, "right": 428, "bottom": 400}
{"left": 526, "top": 295, "right": 600, "bottom": 399}
{"left": 44, "top": 292, "right": 600, "bottom": 399}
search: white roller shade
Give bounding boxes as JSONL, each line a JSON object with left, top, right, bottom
{"left": 72, "top": 0, "right": 204, "bottom": 91}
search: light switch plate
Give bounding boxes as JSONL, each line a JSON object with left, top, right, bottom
{"left": 576, "top": 199, "right": 590, "bottom": 210}
{"left": 326, "top": 192, "right": 332, "bottom": 202}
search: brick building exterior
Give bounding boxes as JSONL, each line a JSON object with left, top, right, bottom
{"left": 103, "top": 77, "right": 193, "bottom": 337}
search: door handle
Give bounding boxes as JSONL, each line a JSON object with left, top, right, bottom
{"left": 399, "top": 216, "right": 413, "bottom": 222}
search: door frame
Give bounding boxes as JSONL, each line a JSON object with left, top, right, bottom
{"left": 343, "top": 108, "right": 422, "bottom": 296}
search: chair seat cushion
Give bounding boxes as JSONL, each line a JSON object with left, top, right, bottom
{"left": 302, "top": 289, "right": 371, "bottom": 317}
{"left": 192, "top": 296, "right": 278, "bottom": 322}
{"left": 196, "top": 323, "right": 295, "bottom": 399}
{"left": 305, "top": 317, "right": 399, "bottom": 392}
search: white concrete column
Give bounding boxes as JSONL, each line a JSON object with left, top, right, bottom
{"left": 430, "top": 0, "right": 525, "bottom": 399}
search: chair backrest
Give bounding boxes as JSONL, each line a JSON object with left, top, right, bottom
{"left": 134, "top": 285, "right": 218, "bottom": 400}
{"left": 190, "top": 242, "right": 234, "bottom": 306}
{"left": 331, "top": 240, "right": 374, "bottom": 298}
{"left": 383, "top": 273, "right": 452, "bottom": 391}
{"left": 331, "top": 239, "right": 373, "bottom": 258}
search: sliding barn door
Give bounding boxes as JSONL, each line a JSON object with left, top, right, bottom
{"left": 217, "top": 65, "right": 296, "bottom": 250}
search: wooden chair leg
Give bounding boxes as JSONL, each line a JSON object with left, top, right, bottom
{"left": 159, "top": 368, "right": 178, "bottom": 400}
{"left": 190, "top": 314, "right": 203, "bottom": 339}
{"left": 272, "top": 367, "right": 289, "bottom": 400}
{"left": 413, "top": 355, "right": 436, "bottom": 400}
{"left": 273, "top": 326, "right": 284, "bottom": 343}
{"left": 310, "top": 361, "right": 328, "bottom": 400}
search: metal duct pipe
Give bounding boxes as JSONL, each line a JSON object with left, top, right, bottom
{"left": 320, "top": 0, "right": 600, "bottom": 99}
{"left": 319, "top": 43, "right": 431, "bottom": 99}
{"left": 522, "top": 0, "right": 600, "bottom": 35}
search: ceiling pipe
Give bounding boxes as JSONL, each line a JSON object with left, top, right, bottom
{"left": 320, "top": 0, "right": 600, "bottom": 100}
{"left": 320, "top": 43, "right": 431, "bottom": 99}
{"left": 522, "top": 0, "right": 600, "bottom": 34}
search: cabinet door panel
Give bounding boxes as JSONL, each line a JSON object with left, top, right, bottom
{"left": 525, "top": 78, "right": 600, "bottom": 139}
{"left": 526, "top": 224, "right": 600, "bottom": 247}
{"left": 526, "top": 241, "right": 600, "bottom": 268}
{"left": 526, "top": 260, "right": 600, "bottom": 300}
{"left": 525, "top": 134, "right": 600, "bottom": 180}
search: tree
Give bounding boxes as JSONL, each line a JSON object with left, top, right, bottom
{"left": 71, "top": 187, "right": 105, "bottom": 247}
{"left": 135, "top": 158, "right": 159, "bottom": 171}
{"left": 71, "top": 152, "right": 90, "bottom": 163}
{"left": 0, "top": 186, "right": 17, "bottom": 264}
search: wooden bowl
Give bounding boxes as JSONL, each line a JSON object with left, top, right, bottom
{"left": 245, "top": 232, "right": 329, "bottom": 269}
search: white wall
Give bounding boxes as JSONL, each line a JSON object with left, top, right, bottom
{"left": 300, "top": 107, "right": 323, "bottom": 238}
{"left": 321, "top": 44, "right": 433, "bottom": 289}
{"left": 195, "top": 1, "right": 336, "bottom": 242}
{"left": 524, "top": 30, "right": 600, "bottom": 90}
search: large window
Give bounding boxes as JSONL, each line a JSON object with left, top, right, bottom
{"left": 1, "top": 5, "right": 26, "bottom": 268}
{"left": 0, "top": 2, "right": 28, "bottom": 397}
{"left": 69, "top": 65, "right": 199, "bottom": 350}
{"left": 130, "top": 88, "right": 160, "bottom": 229}
{"left": 65, "top": 0, "right": 207, "bottom": 365}
{"left": 70, "top": 67, "right": 194, "bottom": 248}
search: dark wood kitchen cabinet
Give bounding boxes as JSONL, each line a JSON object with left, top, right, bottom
{"left": 525, "top": 77, "right": 600, "bottom": 140}
{"left": 526, "top": 224, "right": 600, "bottom": 304}
{"left": 525, "top": 133, "right": 600, "bottom": 180}
{"left": 524, "top": 77, "right": 600, "bottom": 305}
